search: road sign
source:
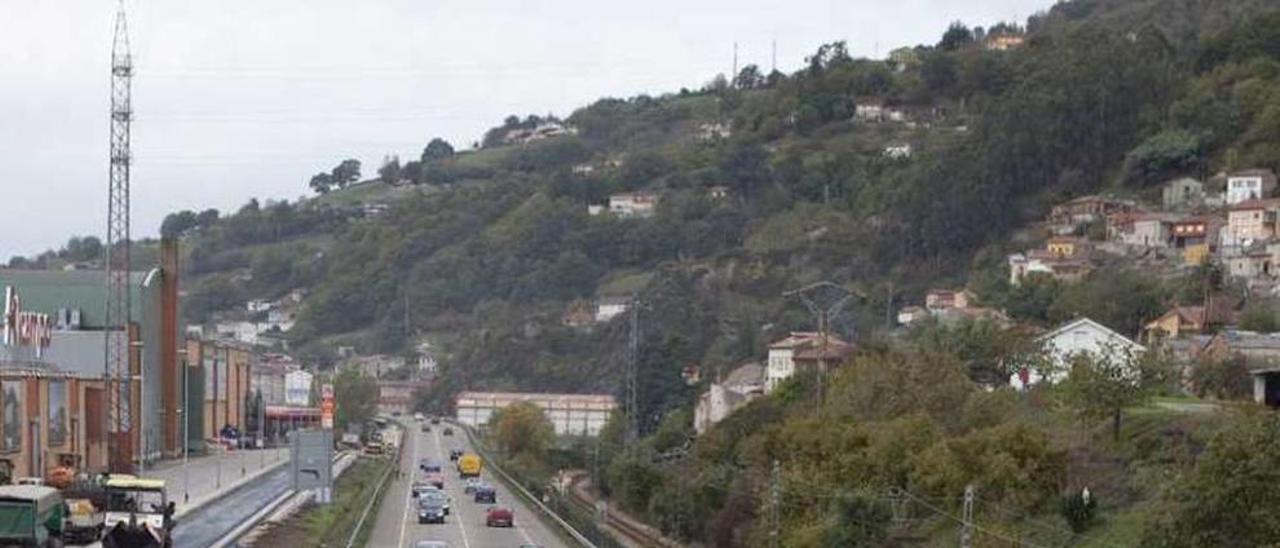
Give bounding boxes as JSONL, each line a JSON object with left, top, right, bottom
{"left": 321, "top": 383, "right": 335, "bottom": 429}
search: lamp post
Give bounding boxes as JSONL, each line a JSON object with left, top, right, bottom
{"left": 177, "top": 347, "right": 189, "bottom": 503}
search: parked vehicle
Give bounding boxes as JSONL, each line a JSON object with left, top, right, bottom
{"left": 102, "top": 475, "right": 174, "bottom": 548}
{"left": 417, "top": 498, "right": 446, "bottom": 524}
{"left": 456, "top": 453, "right": 482, "bottom": 478}
{"left": 473, "top": 486, "right": 496, "bottom": 504}
{"left": 485, "top": 506, "right": 514, "bottom": 528}
{"left": 0, "top": 485, "right": 64, "bottom": 547}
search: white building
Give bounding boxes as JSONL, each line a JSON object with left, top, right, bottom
{"left": 247, "top": 299, "right": 273, "bottom": 313}
{"left": 694, "top": 363, "right": 764, "bottom": 434}
{"left": 696, "top": 122, "right": 732, "bottom": 141}
{"left": 1009, "top": 317, "right": 1146, "bottom": 390}
{"left": 285, "top": 370, "right": 314, "bottom": 406}
{"left": 764, "top": 332, "right": 856, "bottom": 392}
{"left": 884, "top": 144, "right": 913, "bottom": 159}
{"left": 608, "top": 192, "right": 658, "bottom": 218}
{"left": 1225, "top": 170, "right": 1278, "bottom": 205}
{"left": 595, "top": 297, "right": 631, "bottom": 323}
{"left": 455, "top": 392, "right": 618, "bottom": 436}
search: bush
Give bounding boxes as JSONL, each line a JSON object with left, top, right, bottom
{"left": 1060, "top": 489, "right": 1098, "bottom": 533}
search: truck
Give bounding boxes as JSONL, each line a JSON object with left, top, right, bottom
{"left": 102, "top": 475, "right": 174, "bottom": 548}
{"left": 0, "top": 485, "right": 65, "bottom": 547}
{"left": 456, "top": 453, "right": 482, "bottom": 478}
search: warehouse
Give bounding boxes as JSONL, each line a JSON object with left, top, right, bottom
{"left": 455, "top": 391, "right": 616, "bottom": 436}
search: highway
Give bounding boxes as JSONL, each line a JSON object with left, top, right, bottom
{"left": 367, "top": 421, "right": 569, "bottom": 548}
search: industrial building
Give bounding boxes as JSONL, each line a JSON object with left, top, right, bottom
{"left": 454, "top": 391, "right": 617, "bottom": 436}
{"left": 0, "top": 238, "right": 184, "bottom": 469}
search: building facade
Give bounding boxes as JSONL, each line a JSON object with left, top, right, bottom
{"left": 454, "top": 392, "right": 617, "bottom": 436}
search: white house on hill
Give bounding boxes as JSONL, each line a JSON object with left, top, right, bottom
{"left": 1010, "top": 318, "right": 1145, "bottom": 390}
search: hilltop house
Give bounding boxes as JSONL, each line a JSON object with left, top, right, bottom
{"left": 503, "top": 121, "right": 577, "bottom": 145}
{"left": 985, "top": 33, "right": 1026, "bottom": 51}
{"left": 883, "top": 144, "right": 913, "bottom": 159}
{"left": 1170, "top": 216, "right": 1222, "bottom": 266}
{"left": 595, "top": 296, "right": 631, "bottom": 323}
{"left": 1107, "top": 212, "right": 1176, "bottom": 248}
{"left": 900, "top": 289, "right": 1010, "bottom": 327}
{"left": 1196, "top": 331, "right": 1280, "bottom": 407}
{"left": 608, "top": 192, "right": 659, "bottom": 218}
{"left": 694, "top": 362, "right": 765, "bottom": 434}
{"left": 1010, "top": 318, "right": 1145, "bottom": 390}
{"left": 765, "top": 332, "right": 856, "bottom": 392}
{"left": 1143, "top": 302, "right": 1235, "bottom": 344}
{"left": 1220, "top": 169, "right": 1278, "bottom": 205}
{"left": 1162, "top": 177, "right": 1205, "bottom": 210}
{"left": 696, "top": 122, "right": 732, "bottom": 141}
{"left": 1048, "top": 196, "right": 1135, "bottom": 235}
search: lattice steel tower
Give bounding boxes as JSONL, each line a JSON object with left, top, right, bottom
{"left": 105, "top": 0, "right": 134, "bottom": 473}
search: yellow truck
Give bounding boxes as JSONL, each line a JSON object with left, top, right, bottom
{"left": 457, "top": 453, "right": 482, "bottom": 478}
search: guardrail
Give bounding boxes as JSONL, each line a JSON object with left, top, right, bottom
{"left": 454, "top": 421, "right": 599, "bottom": 548}
{"left": 210, "top": 449, "right": 355, "bottom": 548}
{"left": 345, "top": 424, "right": 406, "bottom": 548}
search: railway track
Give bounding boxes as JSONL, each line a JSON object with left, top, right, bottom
{"left": 563, "top": 471, "right": 672, "bottom": 548}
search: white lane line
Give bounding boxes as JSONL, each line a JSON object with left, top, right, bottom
{"left": 435, "top": 427, "right": 472, "bottom": 548}
{"left": 397, "top": 425, "right": 418, "bottom": 548}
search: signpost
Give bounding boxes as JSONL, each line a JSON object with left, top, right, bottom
{"left": 321, "top": 383, "right": 334, "bottom": 430}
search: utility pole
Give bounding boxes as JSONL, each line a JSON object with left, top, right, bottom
{"left": 784, "top": 282, "right": 855, "bottom": 407}
{"left": 105, "top": 0, "right": 135, "bottom": 474}
{"left": 769, "top": 459, "right": 781, "bottom": 548}
{"left": 771, "top": 39, "right": 777, "bottom": 73}
{"left": 960, "top": 484, "right": 975, "bottom": 548}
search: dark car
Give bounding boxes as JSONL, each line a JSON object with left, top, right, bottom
{"left": 420, "top": 459, "right": 442, "bottom": 473}
{"left": 430, "top": 417, "right": 441, "bottom": 425}
{"left": 442, "top": 427, "right": 454, "bottom": 436}
{"left": 485, "top": 506, "right": 514, "bottom": 527}
{"left": 474, "top": 486, "right": 496, "bottom": 504}
{"left": 421, "top": 488, "right": 451, "bottom": 515}
{"left": 421, "top": 425, "right": 431, "bottom": 433}
{"left": 449, "top": 449, "right": 464, "bottom": 462}
{"left": 418, "top": 499, "right": 446, "bottom": 524}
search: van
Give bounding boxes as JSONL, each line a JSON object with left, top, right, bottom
{"left": 457, "top": 453, "right": 482, "bottom": 478}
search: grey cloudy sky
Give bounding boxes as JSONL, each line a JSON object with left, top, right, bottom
{"left": 1, "top": 0, "right": 1050, "bottom": 259}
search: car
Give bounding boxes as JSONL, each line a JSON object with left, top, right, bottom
{"left": 449, "top": 449, "right": 464, "bottom": 462}
{"left": 415, "top": 541, "right": 448, "bottom": 548}
{"left": 422, "top": 425, "right": 431, "bottom": 433}
{"left": 430, "top": 417, "right": 441, "bottom": 425}
{"left": 463, "top": 477, "right": 483, "bottom": 494}
{"left": 485, "top": 506, "right": 514, "bottom": 527}
{"left": 418, "top": 499, "right": 446, "bottom": 524}
{"left": 420, "top": 459, "right": 443, "bottom": 474}
{"left": 421, "top": 488, "right": 451, "bottom": 515}
{"left": 442, "top": 427, "right": 453, "bottom": 436}
{"left": 473, "top": 486, "right": 496, "bottom": 504}
{"left": 426, "top": 472, "right": 445, "bottom": 489}
{"left": 411, "top": 481, "right": 432, "bottom": 498}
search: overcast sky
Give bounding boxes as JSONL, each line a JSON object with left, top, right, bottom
{"left": 0, "top": 0, "right": 1051, "bottom": 259}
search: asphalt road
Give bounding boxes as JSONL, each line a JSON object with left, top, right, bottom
{"left": 367, "top": 422, "right": 568, "bottom": 548}
{"left": 171, "top": 463, "right": 291, "bottom": 547}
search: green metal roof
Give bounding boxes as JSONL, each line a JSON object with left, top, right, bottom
{"left": 0, "top": 269, "right": 154, "bottom": 329}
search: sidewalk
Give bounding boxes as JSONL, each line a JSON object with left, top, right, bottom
{"left": 139, "top": 447, "right": 291, "bottom": 517}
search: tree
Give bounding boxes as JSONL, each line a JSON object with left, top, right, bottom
{"left": 421, "top": 138, "right": 456, "bottom": 163}
{"left": 1123, "top": 130, "right": 1205, "bottom": 185}
{"left": 378, "top": 155, "right": 401, "bottom": 184}
{"left": 734, "top": 64, "right": 764, "bottom": 89}
{"left": 1142, "top": 411, "right": 1280, "bottom": 546}
{"left": 489, "top": 401, "right": 554, "bottom": 459}
{"left": 160, "top": 211, "right": 199, "bottom": 238}
{"left": 939, "top": 21, "right": 975, "bottom": 51}
{"left": 1239, "top": 300, "right": 1280, "bottom": 332}
{"left": 309, "top": 172, "right": 334, "bottom": 194}
{"left": 1059, "top": 346, "right": 1173, "bottom": 440}
{"left": 333, "top": 367, "right": 378, "bottom": 430}
{"left": 818, "top": 492, "right": 891, "bottom": 547}
{"left": 331, "top": 159, "right": 362, "bottom": 188}
{"left": 1188, "top": 354, "right": 1253, "bottom": 400}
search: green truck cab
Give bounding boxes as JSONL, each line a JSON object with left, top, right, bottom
{"left": 0, "top": 484, "right": 65, "bottom": 547}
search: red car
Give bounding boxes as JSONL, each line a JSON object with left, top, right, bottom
{"left": 426, "top": 472, "right": 445, "bottom": 489}
{"left": 485, "top": 506, "right": 514, "bottom": 528}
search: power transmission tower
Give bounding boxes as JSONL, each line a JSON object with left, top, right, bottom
{"left": 784, "top": 282, "right": 856, "bottom": 406}
{"left": 626, "top": 302, "right": 640, "bottom": 441}
{"left": 105, "top": 0, "right": 135, "bottom": 473}
{"left": 960, "top": 484, "right": 975, "bottom": 548}
{"left": 732, "top": 42, "right": 739, "bottom": 83}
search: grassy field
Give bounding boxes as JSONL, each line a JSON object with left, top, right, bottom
{"left": 249, "top": 455, "right": 394, "bottom": 547}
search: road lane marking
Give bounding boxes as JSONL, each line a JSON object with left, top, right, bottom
{"left": 434, "top": 427, "right": 472, "bottom": 548}
{"left": 397, "top": 425, "right": 417, "bottom": 548}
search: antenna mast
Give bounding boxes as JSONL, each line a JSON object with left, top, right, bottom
{"left": 106, "top": 0, "right": 135, "bottom": 473}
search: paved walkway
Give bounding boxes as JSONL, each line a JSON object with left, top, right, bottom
{"left": 141, "top": 446, "right": 291, "bottom": 517}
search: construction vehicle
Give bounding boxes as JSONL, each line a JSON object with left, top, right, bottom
{"left": 102, "top": 475, "right": 174, "bottom": 548}
{"left": 0, "top": 485, "right": 65, "bottom": 547}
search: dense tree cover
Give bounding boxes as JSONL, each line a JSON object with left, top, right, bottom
{"left": 333, "top": 367, "right": 378, "bottom": 430}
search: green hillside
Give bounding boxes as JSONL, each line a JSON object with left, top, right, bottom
{"left": 80, "top": 0, "right": 1280, "bottom": 543}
